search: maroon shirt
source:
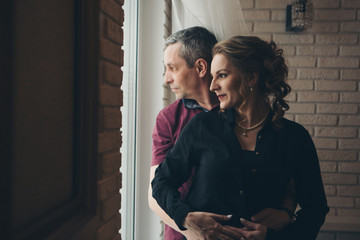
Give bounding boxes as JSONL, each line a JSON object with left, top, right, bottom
{"left": 152, "top": 99, "right": 215, "bottom": 240}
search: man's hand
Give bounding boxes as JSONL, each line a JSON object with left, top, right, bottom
{"left": 251, "top": 208, "right": 290, "bottom": 231}
{"left": 183, "top": 212, "right": 240, "bottom": 240}
{"left": 224, "top": 218, "right": 267, "bottom": 240}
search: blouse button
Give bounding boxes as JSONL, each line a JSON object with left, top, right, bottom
{"left": 239, "top": 190, "right": 244, "bottom": 195}
{"left": 258, "top": 135, "right": 262, "bottom": 139}
{"left": 255, "top": 152, "right": 260, "bottom": 155}
{"left": 252, "top": 168, "right": 257, "bottom": 173}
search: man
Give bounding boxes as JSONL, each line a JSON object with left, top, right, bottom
{"left": 148, "top": 26, "right": 295, "bottom": 240}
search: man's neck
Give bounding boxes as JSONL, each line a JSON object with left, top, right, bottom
{"left": 190, "top": 91, "right": 219, "bottom": 111}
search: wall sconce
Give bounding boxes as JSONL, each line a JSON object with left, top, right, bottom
{"left": 286, "top": 0, "right": 314, "bottom": 32}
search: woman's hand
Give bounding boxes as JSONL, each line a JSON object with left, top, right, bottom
{"left": 183, "top": 212, "right": 238, "bottom": 240}
{"left": 223, "top": 218, "right": 267, "bottom": 240}
{"left": 251, "top": 208, "right": 290, "bottom": 231}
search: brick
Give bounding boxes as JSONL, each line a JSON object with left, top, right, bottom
{"left": 316, "top": 127, "right": 357, "bottom": 138}
{"left": 101, "top": 151, "right": 121, "bottom": 175}
{"left": 284, "top": 92, "right": 296, "bottom": 102}
{"left": 243, "top": 10, "right": 270, "bottom": 20}
{"left": 308, "top": 22, "right": 339, "bottom": 33}
{"left": 339, "top": 139, "right": 360, "bottom": 149}
{"left": 101, "top": 193, "right": 121, "bottom": 221}
{"left": 241, "top": 0, "right": 254, "bottom": 9}
{"left": 338, "top": 233, "right": 360, "bottom": 240}
{"left": 106, "top": 16, "right": 124, "bottom": 45}
{"left": 296, "top": 115, "right": 337, "bottom": 125}
{"left": 322, "top": 173, "right": 358, "bottom": 184}
{"left": 255, "top": 0, "right": 288, "bottom": 8}
{"left": 288, "top": 80, "right": 313, "bottom": 90}
{"left": 316, "top": 34, "right": 358, "bottom": 44}
{"left": 339, "top": 116, "right": 360, "bottom": 126}
{"left": 287, "top": 103, "right": 315, "bottom": 113}
{"left": 254, "top": 22, "right": 284, "bottom": 32}
{"left": 313, "top": 0, "right": 340, "bottom": 8}
{"left": 98, "top": 130, "right": 122, "bottom": 153}
{"left": 297, "top": 45, "right": 338, "bottom": 56}
{"left": 288, "top": 68, "right": 297, "bottom": 79}
{"left": 271, "top": 10, "right": 285, "bottom": 21}
{"left": 341, "top": 21, "right": 360, "bottom": 32}
{"left": 100, "top": 61, "right": 123, "bottom": 86}
{"left": 340, "top": 46, "right": 360, "bottom": 56}
{"left": 317, "top": 150, "right": 357, "bottom": 161}
{"left": 100, "top": 38, "right": 123, "bottom": 65}
{"left": 100, "top": 0, "right": 123, "bottom": 24}
{"left": 341, "top": 69, "right": 360, "bottom": 80}
{"left": 315, "top": 80, "right": 357, "bottom": 91}
{"left": 337, "top": 209, "right": 360, "bottom": 217}
{"left": 316, "top": 232, "right": 336, "bottom": 240}
{"left": 97, "top": 213, "right": 122, "bottom": 240}
{"left": 338, "top": 185, "right": 360, "bottom": 196}
{"left": 281, "top": 46, "right": 295, "bottom": 56}
{"left": 327, "top": 196, "right": 354, "bottom": 207}
{"left": 100, "top": 85, "right": 122, "bottom": 107}
{"left": 324, "top": 185, "right": 336, "bottom": 195}
{"left": 253, "top": 33, "right": 272, "bottom": 42}
{"left": 298, "top": 69, "right": 339, "bottom": 80}
{"left": 357, "top": 198, "right": 360, "bottom": 208}
{"left": 274, "top": 34, "right": 314, "bottom": 44}
{"left": 298, "top": 92, "right": 338, "bottom": 102}
{"left": 342, "top": 0, "right": 360, "bottom": 8}
{"left": 318, "top": 57, "right": 359, "bottom": 68}
{"left": 313, "top": 138, "right": 337, "bottom": 149}
{"left": 98, "top": 172, "right": 121, "bottom": 201}
{"left": 103, "top": 107, "right": 121, "bottom": 129}
{"left": 320, "top": 161, "right": 337, "bottom": 172}
{"left": 327, "top": 208, "right": 336, "bottom": 216}
{"left": 317, "top": 104, "right": 358, "bottom": 114}
{"left": 340, "top": 92, "right": 360, "bottom": 102}
{"left": 284, "top": 113, "right": 295, "bottom": 121}
{"left": 315, "top": 9, "right": 356, "bottom": 21}
{"left": 287, "top": 57, "right": 316, "bottom": 67}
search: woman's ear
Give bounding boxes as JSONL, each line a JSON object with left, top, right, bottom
{"left": 248, "top": 73, "right": 259, "bottom": 88}
{"left": 195, "top": 58, "right": 208, "bottom": 78}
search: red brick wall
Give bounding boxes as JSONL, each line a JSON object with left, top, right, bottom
{"left": 97, "top": 0, "right": 124, "bottom": 239}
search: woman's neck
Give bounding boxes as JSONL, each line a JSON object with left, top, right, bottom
{"left": 235, "top": 98, "right": 270, "bottom": 128}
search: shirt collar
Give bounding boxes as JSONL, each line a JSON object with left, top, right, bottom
{"left": 182, "top": 99, "right": 211, "bottom": 112}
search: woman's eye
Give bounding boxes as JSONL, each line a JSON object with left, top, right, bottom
{"left": 219, "top": 73, "right": 227, "bottom": 78}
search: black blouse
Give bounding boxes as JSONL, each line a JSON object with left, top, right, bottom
{"left": 152, "top": 108, "right": 329, "bottom": 240}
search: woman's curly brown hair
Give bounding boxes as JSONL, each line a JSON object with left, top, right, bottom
{"left": 213, "top": 36, "right": 291, "bottom": 128}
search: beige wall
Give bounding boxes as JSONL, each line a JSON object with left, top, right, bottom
{"left": 242, "top": 0, "right": 360, "bottom": 239}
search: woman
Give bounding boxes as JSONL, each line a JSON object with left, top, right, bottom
{"left": 152, "top": 36, "right": 329, "bottom": 240}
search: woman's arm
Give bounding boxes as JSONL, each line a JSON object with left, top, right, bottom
{"left": 289, "top": 128, "right": 329, "bottom": 239}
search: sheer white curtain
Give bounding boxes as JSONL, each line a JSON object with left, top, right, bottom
{"left": 171, "top": 0, "right": 249, "bottom": 41}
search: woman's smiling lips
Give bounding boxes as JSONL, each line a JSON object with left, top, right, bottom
{"left": 217, "top": 94, "right": 226, "bottom": 100}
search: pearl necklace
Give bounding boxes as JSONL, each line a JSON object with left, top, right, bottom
{"left": 236, "top": 111, "right": 269, "bottom": 136}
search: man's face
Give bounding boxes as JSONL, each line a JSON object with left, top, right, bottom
{"left": 163, "top": 42, "right": 199, "bottom": 99}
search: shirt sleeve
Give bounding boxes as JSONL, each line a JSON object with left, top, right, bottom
{"left": 288, "top": 127, "right": 329, "bottom": 240}
{"left": 151, "top": 110, "right": 174, "bottom": 166}
{"left": 151, "top": 117, "right": 198, "bottom": 230}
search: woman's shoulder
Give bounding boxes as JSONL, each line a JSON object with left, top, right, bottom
{"left": 280, "top": 117, "right": 311, "bottom": 137}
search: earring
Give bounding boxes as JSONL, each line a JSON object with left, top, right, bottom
{"left": 250, "top": 87, "right": 253, "bottom": 92}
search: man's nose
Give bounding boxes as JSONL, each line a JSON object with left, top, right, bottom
{"left": 164, "top": 71, "right": 172, "bottom": 84}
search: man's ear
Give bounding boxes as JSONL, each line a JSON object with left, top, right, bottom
{"left": 195, "top": 58, "right": 208, "bottom": 78}
{"left": 248, "top": 73, "right": 259, "bottom": 88}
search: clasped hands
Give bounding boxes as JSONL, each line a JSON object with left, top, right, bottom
{"left": 182, "top": 208, "right": 290, "bottom": 240}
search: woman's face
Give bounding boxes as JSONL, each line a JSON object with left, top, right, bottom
{"left": 210, "top": 53, "right": 243, "bottom": 110}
